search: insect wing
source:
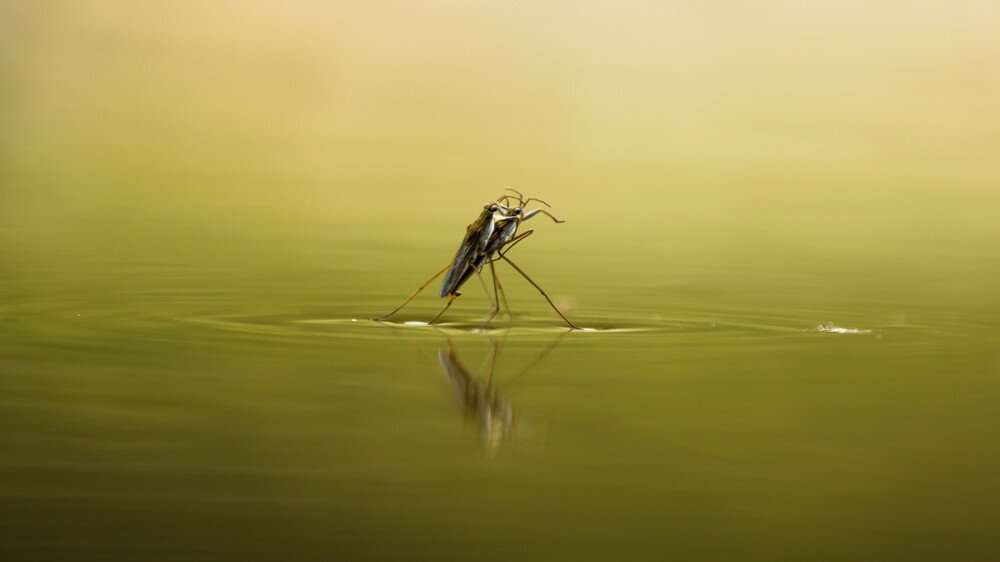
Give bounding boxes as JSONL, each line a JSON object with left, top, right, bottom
{"left": 440, "top": 209, "right": 495, "bottom": 297}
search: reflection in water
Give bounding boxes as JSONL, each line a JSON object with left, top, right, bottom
{"left": 437, "top": 331, "right": 568, "bottom": 453}
{"left": 392, "top": 327, "right": 569, "bottom": 454}
{"left": 437, "top": 340, "right": 515, "bottom": 453}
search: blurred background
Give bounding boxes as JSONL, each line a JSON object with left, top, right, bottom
{"left": 4, "top": 1, "right": 998, "bottom": 281}
{"left": 2, "top": 1, "right": 998, "bottom": 560}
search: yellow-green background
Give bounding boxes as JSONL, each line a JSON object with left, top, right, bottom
{"left": 2, "top": 2, "right": 998, "bottom": 560}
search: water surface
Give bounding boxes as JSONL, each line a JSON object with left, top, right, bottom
{"left": 2, "top": 2, "right": 1000, "bottom": 560}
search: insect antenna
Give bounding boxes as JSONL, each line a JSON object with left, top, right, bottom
{"left": 495, "top": 194, "right": 518, "bottom": 207}
{"left": 521, "top": 197, "right": 551, "bottom": 208}
{"left": 504, "top": 187, "right": 525, "bottom": 206}
{"left": 503, "top": 187, "right": 551, "bottom": 209}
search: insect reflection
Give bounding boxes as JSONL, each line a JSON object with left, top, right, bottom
{"left": 375, "top": 188, "right": 579, "bottom": 329}
{"left": 392, "top": 326, "right": 569, "bottom": 454}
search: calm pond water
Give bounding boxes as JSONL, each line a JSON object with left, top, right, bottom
{"left": 3, "top": 2, "right": 1000, "bottom": 560}
{"left": 2, "top": 213, "right": 998, "bottom": 561}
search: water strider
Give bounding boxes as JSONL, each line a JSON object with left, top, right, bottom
{"left": 376, "top": 189, "right": 579, "bottom": 328}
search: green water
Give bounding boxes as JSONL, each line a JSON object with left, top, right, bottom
{"left": 3, "top": 2, "right": 1000, "bottom": 560}
{"left": 3, "top": 213, "right": 998, "bottom": 560}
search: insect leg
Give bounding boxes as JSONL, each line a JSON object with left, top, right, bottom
{"left": 498, "top": 229, "right": 534, "bottom": 257}
{"left": 476, "top": 267, "right": 503, "bottom": 328}
{"left": 476, "top": 268, "right": 497, "bottom": 310}
{"left": 490, "top": 229, "right": 531, "bottom": 318}
{"left": 472, "top": 266, "right": 503, "bottom": 328}
{"left": 374, "top": 264, "right": 450, "bottom": 320}
{"left": 498, "top": 254, "right": 579, "bottom": 330}
{"left": 428, "top": 296, "right": 457, "bottom": 325}
{"left": 521, "top": 209, "right": 565, "bottom": 223}
{"left": 488, "top": 259, "right": 510, "bottom": 312}
{"left": 521, "top": 197, "right": 551, "bottom": 208}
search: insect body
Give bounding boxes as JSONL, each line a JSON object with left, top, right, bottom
{"left": 439, "top": 203, "right": 502, "bottom": 299}
{"left": 375, "top": 189, "right": 578, "bottom": 328}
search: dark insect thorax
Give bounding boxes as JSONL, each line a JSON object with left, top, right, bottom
{"left": 439, "top": 209, "right": 496, "bottom": 298}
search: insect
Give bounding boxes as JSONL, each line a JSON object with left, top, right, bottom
{"left": 375, "top": 188, "right": 579, "bottom": 329}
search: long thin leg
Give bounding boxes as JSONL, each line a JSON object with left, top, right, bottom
{"left": 488, "top": 260, "right": 510, "bottom": 312}
{"left": 476, "top": 269, "right": 497, "bottom": 309}
{"left": 499, "top": 229, "right": 534, "bottom": 257}
{"left": 428, "top": 296, "right": 457, "bottom": 325}
{"left": 524, "top": 198, "right": 550, "bottom": 208}
{"left": 489, "top": 260, "right": 500, "bottom": 308}
{"left": 498, "top": 254, "right": 579, "bottom": 330}
{"left": 489, "top": 230, "right": 529, "bottom": 320}
{"left": 522, "top": 209, "right": 564, "bottom": 223}
{"left": 483, "top": 260, "right": 512, "bottom": 330}
{"left": 478, "top": 268, "right": 500, "bottom": 329}
{"left": 374, "top": 264, "right": 449, "bottom": 320}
